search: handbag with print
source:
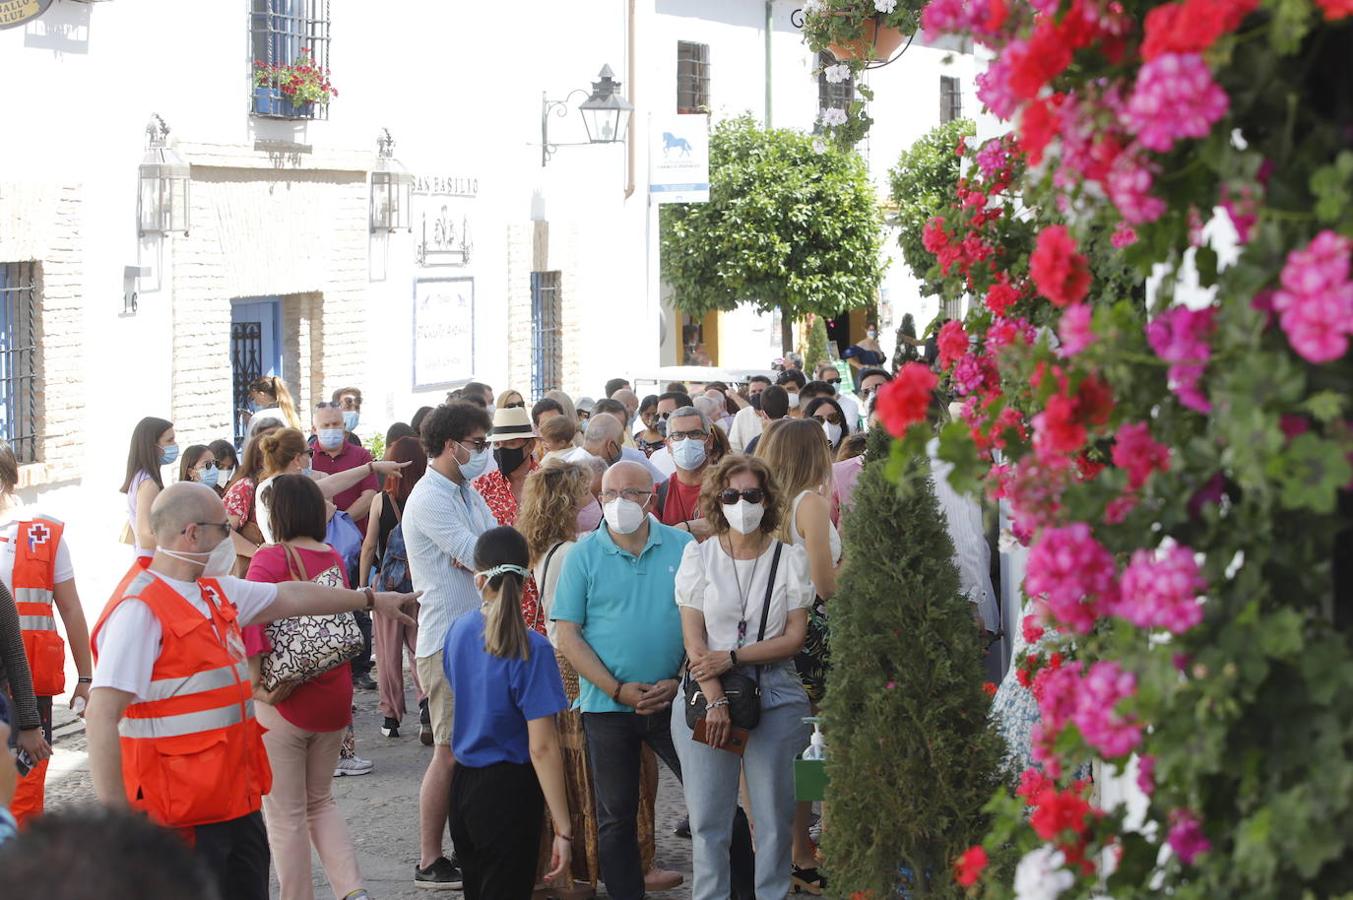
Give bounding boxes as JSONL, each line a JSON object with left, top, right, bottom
{"left": 258, "top": 543, "right": 364, "bottom": 691}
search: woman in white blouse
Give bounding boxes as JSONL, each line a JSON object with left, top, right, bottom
{"left": 673, "top": 455, "right": 812, "bottom": 900}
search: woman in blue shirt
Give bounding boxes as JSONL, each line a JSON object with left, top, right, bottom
{"left": 443, "top": 526, "right": 573, "bottom": 899}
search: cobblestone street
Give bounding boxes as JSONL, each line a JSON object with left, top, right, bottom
{"left": 43, "top": 680, "right": 695, "bottom": 900}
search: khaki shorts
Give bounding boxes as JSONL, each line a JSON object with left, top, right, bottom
{"left": 415, "top": 651, "right": 455, "bottom": 746}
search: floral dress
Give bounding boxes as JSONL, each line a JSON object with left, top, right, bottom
{"left": 472, "top": 465, "right": 545, "bottom": 634}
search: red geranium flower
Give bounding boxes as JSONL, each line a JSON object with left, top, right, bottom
{"left": 1031, "top": 226, "right": 1091, "bottom": 307}
{"left": 955, "top": 845, "right": 989, "bottom": 887}
{"left": 938, "top": 320, "right": 970, "bottom": 371}
{"left": 1031, "top": 787, "right": 1093, "bottom": 839}
{"left": 875, "top": 363, "right": 938, "bottom": 437}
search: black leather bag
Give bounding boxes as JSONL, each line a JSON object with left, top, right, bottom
{"left": 683, "top": 542, "right": 783, "bottom": 731}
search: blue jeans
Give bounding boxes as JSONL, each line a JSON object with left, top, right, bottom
{"left": 672, "top": 664, "right": 811, "bottom": 900}
{"left": 582, "top": 710, "right": 755, "bottom": 900}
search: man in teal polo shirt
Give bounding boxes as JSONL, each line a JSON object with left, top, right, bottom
{"left": 554, "top": 461, "right": 753, "bottom": 900}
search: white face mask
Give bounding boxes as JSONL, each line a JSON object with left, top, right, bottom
{"left": 822, "top": 420, "right": 843, "bottom": 444}
{"left": 218, "top": 467, "right": 235, "bottom": 485}
{"left": 161, "top": 535, "right": 236, "bottom": 579}
{"left": 603, "top": 498, "right": 646, "bottom": 535}
{"left": 723, "top": 499, "right": 764, "bottom": 535}
{"left": 787, "top": 393, "right": 801, "bottom": 409}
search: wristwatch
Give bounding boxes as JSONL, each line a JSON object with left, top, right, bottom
{"left": 729, "top": 649, "right": 739, "bottom": 668}
{"left": 611, "top": 681, "right": 624, "bottom": 701}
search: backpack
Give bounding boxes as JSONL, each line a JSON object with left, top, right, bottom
{"left": 375, "top": 495, "right": 413, "bottom": 594}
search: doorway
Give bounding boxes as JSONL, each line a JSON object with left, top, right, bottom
{"left": 231, "top": 298, "right": 283, "bottom": 446}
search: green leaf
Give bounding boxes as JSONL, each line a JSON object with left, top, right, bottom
{"left": 1274, "top": 432, "right": 1353, "bottom": 514}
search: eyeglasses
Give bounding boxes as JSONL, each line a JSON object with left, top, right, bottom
{"left": 719, "top": 488, "right": 765, "bottom": 506}
{"left": 668, "top": 429, "right": 707, "bottom": 441}
{"left": 459, "top": 438, "right": 490, "bottom": 453}
{"left": 186, "top": 521, "right": 232, "bottom": 538}
{"left": 600, "top": 488, "right": 653, "bottom": 504}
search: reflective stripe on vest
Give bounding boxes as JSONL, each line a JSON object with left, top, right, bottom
{"left": 18, "top": 615, "right": 56, "bottom": 631}
{"left": 142, "top": 661, "right": 251, "bottom": 703}
{"left": 14, "top": 586, "right": 56, "bottom": 608}
{"left": 119, "top": 700, "right": 255, "bottom": 740}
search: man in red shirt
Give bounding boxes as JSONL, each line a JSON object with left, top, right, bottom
{"left": 658, "top": 406, "right": 713, "bottom": 541}
{"left": 309, "top": 402, "right": 380, "bottom": 530}
{"left": 309, "top": 400, "right": 381, "bottom": 690}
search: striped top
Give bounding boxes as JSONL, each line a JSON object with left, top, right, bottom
{"left": 403, "top": 465, "right": 498, "bottom": 658}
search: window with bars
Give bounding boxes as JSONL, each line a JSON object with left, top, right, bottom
{"left": 531, "top": 272, "right": 563, "bottom": 400}
{"left": 249, "top": 0, "right": 332, "bottom": 120}
{"left": 676, "top": 41, "right": 710, "bottom": 114}
{"left": 0, "top": 263, "right": 39, "bottom": 463}
{"left": 818, "top": 51, "right": 855, "bottom": 115}
{"left": 940, "top": 75, "right": 962, "bottom": 123}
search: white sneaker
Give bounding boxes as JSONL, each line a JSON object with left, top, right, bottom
{"left": 334, "top": 755, "right": 374, "bottom": 777}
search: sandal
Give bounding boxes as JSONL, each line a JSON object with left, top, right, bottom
{"left": 792, "top": 865, "right": 826, "bottom": 895}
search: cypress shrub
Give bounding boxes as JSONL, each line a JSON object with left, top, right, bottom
{"left": 821, "top": 428, "right": 1006, "bottom": 897}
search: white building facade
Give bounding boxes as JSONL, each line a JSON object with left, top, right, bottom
{"left": 0, "top": 0, "right": 979, "bottom": 625}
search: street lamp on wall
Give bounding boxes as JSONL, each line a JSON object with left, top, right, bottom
{"left": 138, "top": 114, "right": 190, "bottom": 237}
{"left": 370, "top": 128, "right": 414, "bottom": 233}
{"left": 542, "top": 64, "right": 634, "bottom": 167}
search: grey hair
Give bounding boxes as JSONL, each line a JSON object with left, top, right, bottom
{"left": 670, "top": 405, "right": 711, "bottom": 434}
{"left": 583, "top": 413, "right": 622, "bottom": 444}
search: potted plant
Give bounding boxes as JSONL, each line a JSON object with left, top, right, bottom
{"left": 252, "top": 49, "right": 337, "bottom": 118}
{"left": 801, "top": 0, "right": 921, "bottom": 63}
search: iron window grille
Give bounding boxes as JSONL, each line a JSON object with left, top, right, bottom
{"left": 677, "top": 41, "right": 710, "bottom": 114}
{"left": 231, "top": 320, "right": 265, "bottom": 448}
{"left": 940, "top": 75, "right": 963, "bottom": 123}
{"left": 249, "top": 0, "right": 332, "bottom": 120}
{"left": 530, "top": 272, "right": 563, "bottom": 400}
{"left": 818, "top": 51, "right": 855, "bottom": 114}
{"left": 0, "top": 263, "right": 39, "bottom": 464}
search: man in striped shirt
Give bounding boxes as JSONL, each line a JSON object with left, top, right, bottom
{"left": 402, "top": 402, "right": 497, "bottom": 891}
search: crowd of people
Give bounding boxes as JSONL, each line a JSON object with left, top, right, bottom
{"left": 0, "top": 350, "right": 1004, "bottom": 900}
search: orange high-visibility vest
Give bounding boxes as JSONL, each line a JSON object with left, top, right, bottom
{"left": 14, "top": 516, "right": 66, "bottom": 697}
{"left": 91, "top": 564, "right": 272, "bottom": 828}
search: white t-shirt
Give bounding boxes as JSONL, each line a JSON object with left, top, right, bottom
{"left": 675, "top": 539, "right": 814, "bottom": 652}
{"left": 790, "top": 490, "right": 843, "bottom": 566}
{"left": 532, "top": 540, "right": 576, "bottom": 648}
{"left": 837, "top": 393, "right": 862, "bottom": 433}
{"left": 93, "top": 572, "right": 279, "bottom": 701}
{"left": 0, "top": 518, "right": 75, "bottom": 592}
{"left": 728, "top": 406, "right": 764, "bottom": 454}
{"left": 649, "top": 446, "right": 678, "bottom": 480}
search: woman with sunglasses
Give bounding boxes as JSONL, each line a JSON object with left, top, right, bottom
{"left": 804, "top": 397, "right": 849, "bottom": 457}
{"left": 673, "top": 455, "right": 811, "bottom": 900}
{"left": 496, "top": 389, "right": 527, "bottom": 411}
{"left": 178, "top": 444, "right": 219, "bottom": 492}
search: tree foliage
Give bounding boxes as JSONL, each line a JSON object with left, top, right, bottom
{"left": 660, "top": 115, "right": 885, "bottom": 323}
{"left": 822, "top": 427, "right": 1007, "bottom": 897}
{"left": 888, "top": 118, "right": 975, "bottom": 298}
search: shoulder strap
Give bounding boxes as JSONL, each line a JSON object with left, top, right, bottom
{"left": 387, "top": 491, "right": 402, "bottom": 524}
{"left": 281, "top": 543, "right": 308, "bottom": 583}
{"left": 540, "top": 541, "right": 565, "bottom": 590}
{"left": 756, "top": 541, "right": 783, "bottom": 644}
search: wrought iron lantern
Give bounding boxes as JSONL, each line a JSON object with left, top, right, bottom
{"left": 370, "top": 128, "right": 414, "bottom": 233}
{"left": 138, "top": 114, "right": 190, "bottom": 237}
{"left": 578, "top": 65, "right": 633, "bottom": 145}
{"left": 542, "top": 64, "right": 634, "bottom": 166}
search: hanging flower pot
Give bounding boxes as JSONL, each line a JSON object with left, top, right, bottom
{"left": 828, "top": 16, "right": 908, "bottom": 62}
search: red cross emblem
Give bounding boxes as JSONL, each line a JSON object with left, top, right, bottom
{"left": 28, "top": 523, "right": 50, "bottom": 553}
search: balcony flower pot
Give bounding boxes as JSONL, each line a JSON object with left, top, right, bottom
{"left": 252, "top": 86, "right": 315, "bottom": 118}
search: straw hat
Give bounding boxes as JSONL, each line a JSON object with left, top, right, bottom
{"left": 487, "top": 405, "right": 538, "bottom": 443}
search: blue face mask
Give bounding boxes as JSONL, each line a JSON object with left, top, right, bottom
{"left": 301, "top": 465, "right": 314, "bottom": 478}
{"left": 317, "top": 427, "right": 345, "bottom": 451}
{"left": 197, "top": 465, "right": 220, "bottom": 488}
{"left": 342, "top": 410, "right": 359, "bottom": 432}
{"left": 670, "top": 438, "right": 707, "bottom": 472}
{"left": 457, "top": 445, "right": 492, "bottom": 481}
{"left": 160, "top": 444, "right": 180, "bottom": 466}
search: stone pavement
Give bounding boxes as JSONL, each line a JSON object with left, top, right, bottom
{"left": 41, "top": 679, "right": 695, "bottom": 900}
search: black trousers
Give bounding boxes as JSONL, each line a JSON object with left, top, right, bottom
{"left": 352, "top": 609, "right": 374, "bottom": 678}
{"left": 449, "top": 761, "right": 545, "bottom": 900}
{"left": 193, "top": 811, "right": 270, "bottom": 900}
{"left": 583, "top": 711, "right": 755, "bottom": 900}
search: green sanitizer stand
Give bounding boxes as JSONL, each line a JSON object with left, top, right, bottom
{"left": 794, "top": 717, "right": 829, "bottom": 802}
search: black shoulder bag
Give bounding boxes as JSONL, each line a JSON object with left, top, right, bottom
{"left": 683, "top": 541, "right": 783, "bottom": 731}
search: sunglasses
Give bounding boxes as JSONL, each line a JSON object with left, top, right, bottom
{"left": 504, "top": 401, "right": 526, "bottom": 409}
{"left": 824, "top": 377, "right": 841, "bottom": 385}
{"left": 815, "top": 412, "right": 842, "bottom": 425}
{"left": 459, "top": 438, "right": 490, "bottom": 453}
{"left": 719, "top": 488, "right": 765, "bottom": 506}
